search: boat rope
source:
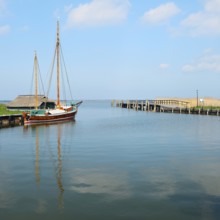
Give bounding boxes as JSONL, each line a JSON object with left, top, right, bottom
{"left": 28, "top": 64, "right": 35, "bottom": 108}
{"left": 60, "top": 44, "right": 74, "bottom": 102}
{"left": 37, "top": 61, "right": 45, "bottom": 96}
{"left": 60, "top": 58, "right": 67, "bottom": 105}
{"left": 45, "top": 23, "right": 74, "bottom": 108}
{"left": 28, "top": 52, "right": 46, "bottom": 109}
{"left": 46, "top": 46, "right": 57, "bottom": 104}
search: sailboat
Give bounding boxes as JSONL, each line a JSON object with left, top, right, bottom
{"left": 23, "top": 21, "right": 79, "bottom": 125}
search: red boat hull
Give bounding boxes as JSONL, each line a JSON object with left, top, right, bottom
{"left": 24, "top": 110, "right": 77, "bottom": 125}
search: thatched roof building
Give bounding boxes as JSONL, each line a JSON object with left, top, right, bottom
{"left": 7, "top": 95, "right": 56, "bottom": 110}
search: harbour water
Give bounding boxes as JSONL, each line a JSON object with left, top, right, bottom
{"left": 1, "top": 100, "right": 220, "bottom": 220}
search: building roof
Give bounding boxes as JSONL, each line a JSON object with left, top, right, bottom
{"left": 6, "top": 95, "right": 55, "bottom": 108}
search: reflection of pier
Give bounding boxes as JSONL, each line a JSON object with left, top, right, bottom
{"left": 112, "top": 99, "right": 220, "bottom": 116}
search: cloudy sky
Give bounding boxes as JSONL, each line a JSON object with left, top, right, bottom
{"left": 1, "top": 0, "right": 220, "bottom": 100}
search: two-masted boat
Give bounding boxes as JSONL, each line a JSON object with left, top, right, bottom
{"left": 23, "top": 21, "right": 79, "bottom": 125}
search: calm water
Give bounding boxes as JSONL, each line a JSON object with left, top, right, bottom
{"left": 1, "top": 100, "right": 220, "bottom": 220}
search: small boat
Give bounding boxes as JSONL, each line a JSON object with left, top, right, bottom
{"left": 23, "top": 21, "right": 79, "bottom": 125}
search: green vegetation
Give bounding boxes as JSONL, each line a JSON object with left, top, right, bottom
{"left": 0, "top": 104, "right": 22, "bottom": 116}
{"left": 192, "top": 106, "right": 220, "bottom": 110}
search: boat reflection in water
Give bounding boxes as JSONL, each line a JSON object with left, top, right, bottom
{"left": 24, "top": 122, "right": 73, "bottom": 211}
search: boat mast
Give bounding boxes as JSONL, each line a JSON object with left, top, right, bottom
{"left": 56, "top": 21, "right": 60, "bottom": 107}
{"left": 34, "top": 51, "right": 38, "bottom": 109}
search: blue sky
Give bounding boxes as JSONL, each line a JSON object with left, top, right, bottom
{"left": 1, "top": 0, "right": 220, "bottom": 100}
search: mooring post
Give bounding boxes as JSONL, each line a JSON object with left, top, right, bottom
{"left": 111, "top": 100, "right": 115, "bottom": 107}
{"left": 153, "top": 102, "right": 156, "bottom": 112}
{"left": 145, "top": 100, "right": 148, "bottom": 111}
{"left": 117, "top": 100, "right": 119, "bottom": 107}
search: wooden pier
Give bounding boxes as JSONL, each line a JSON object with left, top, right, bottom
{"left": 0, "top": 114, "right": 24, "bottom": 128}
{"left": 111, "top": 99, "right": 220, "bottom": 116}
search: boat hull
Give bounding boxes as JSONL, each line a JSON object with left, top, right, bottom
{"left": 24, "top": 110, "right": 77, "bottom": 125}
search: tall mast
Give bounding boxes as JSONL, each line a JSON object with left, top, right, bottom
{"left": 56, "top": 20, "right": 60, "bottom": 107}
{"left": 34, "top": 51, "right": 38, "bottom": 109}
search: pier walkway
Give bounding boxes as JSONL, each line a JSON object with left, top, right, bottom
{"left": 112, "top": 99, "right": 220, "bottom": 116}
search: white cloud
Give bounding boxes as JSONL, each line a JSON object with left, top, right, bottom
{"left": 181, "top": 0, "right": 220, "bottom": 36}
{"left": 205, "top": 0, "right": 220, "bottom": 13}
{"left": 65, "top": 0, "right": 130, "bottom": 28}
{"left": 0, "top": 25, "right": 10, "bottom": 35}
{"left": 182, "top": 50, "right": 220, "bottom": 73}
{"left": 141, "top": 2, "right": 180, "bottom": 25}
{"left": 159, "top": 63, "right": 170, "bottom": 69}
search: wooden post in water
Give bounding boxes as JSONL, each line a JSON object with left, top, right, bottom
{"left": 145, "top": 100, "right": 148, "bottom": 111}
{"left": 111, "top": 100, "right": 115, "bottom": 107}
{"left": 153, "top": 102, "right": 156, "bottom": 112}
{"left": 116, "top": 100, "right": 119, "bottom": 107}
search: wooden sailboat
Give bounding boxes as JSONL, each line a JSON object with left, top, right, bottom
{"left": 23, "top": 21, "right": 78, "bottom": 125}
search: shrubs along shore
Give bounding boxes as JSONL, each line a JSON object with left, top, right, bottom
{"left": 0, "top": 104, "right": 22, "bottom": 116}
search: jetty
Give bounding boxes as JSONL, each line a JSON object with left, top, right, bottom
{"left": 112, "top": 99, "right": 220, "bottom": 116}
{"left": 0, "top": 114, "right": 24, "bottom": 128}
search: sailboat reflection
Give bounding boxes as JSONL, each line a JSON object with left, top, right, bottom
{"left": 27, "top": 123, "right": 66, "bottom": 210}
{"left": 35, "top": 127, "right": 40, "bottom": 186}
{"left": 57, "top": 124, "right": 64, "bottom": 209}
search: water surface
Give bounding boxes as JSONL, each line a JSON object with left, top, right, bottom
{"left": 1, "top": 101, "right": 220, "bottom": 220}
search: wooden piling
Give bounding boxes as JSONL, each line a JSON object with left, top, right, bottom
{"left": 0, "top": 114, "right": 23, "bottom": 128}
{"left": 111, "top": 100, "right": 115, "bottom": 107}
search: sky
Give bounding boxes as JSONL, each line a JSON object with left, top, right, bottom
{"left": 1, "top": 0, "right": 220, "bottom": 100}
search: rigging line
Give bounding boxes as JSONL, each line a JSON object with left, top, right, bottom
{"left": 46, "top": 46, "right": 57, "bottom": 100}
{"left": 60, "top": 57, "right": 67, "bottom": 105}
{"left": 60, "top": 44, "right": 73, "bottom": 101}
{"left": 28, "top": 60, "right": 35, "bottom": 109}
{"left": 37, "top": 61, "right": 45, "bottom": 96}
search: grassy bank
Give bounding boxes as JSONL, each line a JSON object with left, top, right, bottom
{"left": 193, "top": 106, "right": 220, "bottom": 110}
{"left": 157, "top": 97, "right": 220, "bottom": 108}
{"left": 0, "top": 104, "right": 22, "bottom": 116}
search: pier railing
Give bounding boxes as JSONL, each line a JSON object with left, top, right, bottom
{"left": 112, "top": 99, "right": 219, "bottom": 116}
{"left": 154, "top": 99, "right": 190, "bottom": 108}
